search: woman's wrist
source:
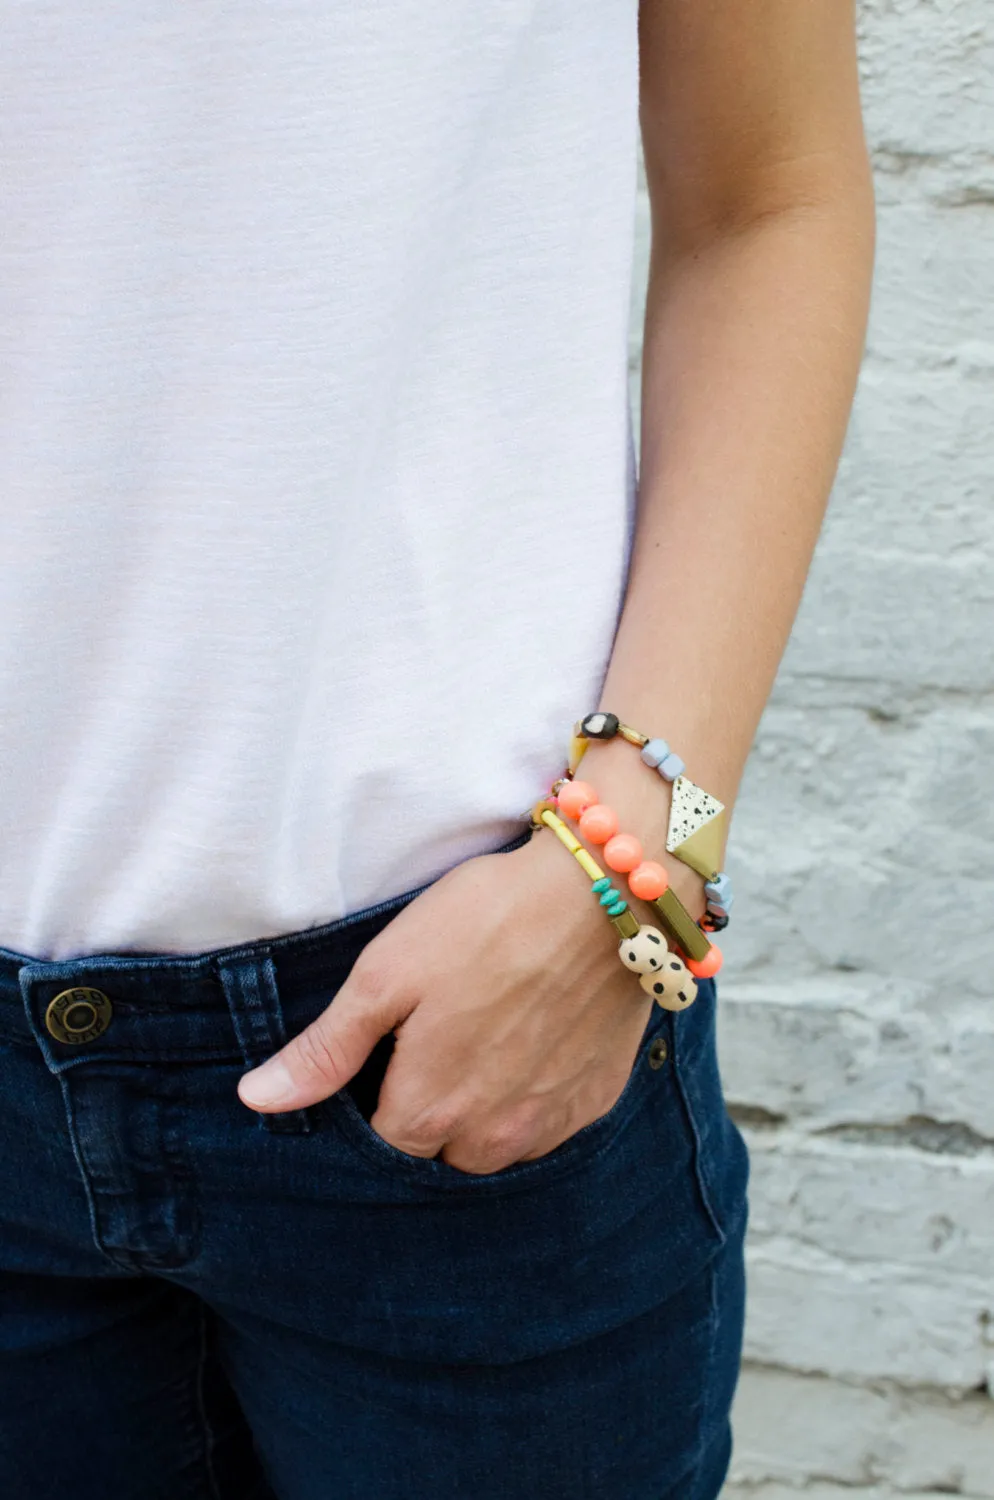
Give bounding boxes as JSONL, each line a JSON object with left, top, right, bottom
{"left": 570, "top": 734, "right": 711, "bottom": 923}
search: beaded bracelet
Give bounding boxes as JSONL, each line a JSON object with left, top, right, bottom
{"left": 529, "top": 800, "right": 699, "bottom": 1012}
{"left": 571, "top": 712, "right": 734, "bottom": 935}
{"left": 529, "top": 798, "right": 640, "bottom": 939}
{"left": 551, "top": 778, "right": 722, "bottom": 978}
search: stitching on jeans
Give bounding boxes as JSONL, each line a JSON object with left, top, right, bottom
{"left": 668, "top": 985, "right": 728, "bottom": 1246}
{"left": 54, "top": 1070, "right": 111, "bottom": 1267}
{"left": 51, "top": 1074, "right": 183, "bottom": 1276}
{"left": 0, "top": 1033, "right": 236, "bottom": 1056}
{"left": 692, "top": 1260, "right": 722, "bottom": 1498}
{"left": 41, "top": 1044, "right": 245, "bottom": 1067}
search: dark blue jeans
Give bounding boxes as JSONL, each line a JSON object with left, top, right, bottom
{"left": 0, "top": 835, "right": 749, "bottom": 1499}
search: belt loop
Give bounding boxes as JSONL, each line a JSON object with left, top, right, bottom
{"left": 215, "top": 952, "right": 314, "bottom": 1136}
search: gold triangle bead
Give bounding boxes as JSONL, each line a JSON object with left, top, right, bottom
{"left": 670, "top": 811, "right": 728, "bottom": 882}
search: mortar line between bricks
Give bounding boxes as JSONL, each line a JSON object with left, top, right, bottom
{"left": 737, "top": 1357, "right": 994, "bottom": 1403}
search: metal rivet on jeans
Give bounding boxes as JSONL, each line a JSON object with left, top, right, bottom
{"left": 648, "top": 1036, "right": 669, "bottom": 1070}
{"left": 44, "top": 987, "right": 113, "bottom": 1044}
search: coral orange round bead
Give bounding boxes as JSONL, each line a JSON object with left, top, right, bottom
{"left": 628, "top": 861, "right": 669, "bottom": 900}
{"left": 603, "top": 833, "right": 643, "bottom": 872}
{"left": 687, "top": 944, "right": 723, "bottom": 979}
{"left": 578, "top": 803, "right": 619, "bottom": 845}
{"left": 556, "top": 779, "right": 597, "bottom": 820}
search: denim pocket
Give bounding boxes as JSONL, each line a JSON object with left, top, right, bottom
{"left": 331, "top": 997, "right": 674, "bottom": 1197}
{"left": 246, "top": 985, "right": 734, "bottom": 1364}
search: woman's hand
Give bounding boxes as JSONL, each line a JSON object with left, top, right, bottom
{"left": 236, "top": 829, "right": 656, "bottom": 1174}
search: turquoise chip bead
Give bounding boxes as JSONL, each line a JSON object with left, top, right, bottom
{"left": 592, "top": 876, "right": 612, "bottom": 893}
{"left": 640, "top": 737, "right": 669, "bottom": 768}
{"left": 606, "top": 899, "right": 628, "bottom": 917}
{"left": 599, "top": 887, "right": 621, "bottom": 906}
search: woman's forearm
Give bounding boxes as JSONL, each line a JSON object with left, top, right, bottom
{"left": 590, "top": 183, "right": 875, "bottom": 910}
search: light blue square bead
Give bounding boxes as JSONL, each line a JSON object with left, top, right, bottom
{"left": 658, "top": 752, "right": 685, "bottom": 781}
{"left": 705, "top": 873, "right": 733, "bottom": 904}
{"left": 640, "top": 737, "right": 669, "bottom": 768}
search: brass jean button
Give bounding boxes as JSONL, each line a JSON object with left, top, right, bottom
{"left": 45, "top": 987, "right": 113, "bottom": 1044}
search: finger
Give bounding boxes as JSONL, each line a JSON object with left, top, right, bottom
{"left": 368, "top": 1107, "right": 449, "bottom": 1160}
{"left": 237, "top": 967, "right": 413, "bottom": 1112}
{"left": 436, "top": 1111, "right": 541, "bottom": 1176}
{"left": 514, "top": 1095, "right": 610, "bottom": 1164}
{"left": 368, "top": 1077, "right": 461, "bottom": 1160}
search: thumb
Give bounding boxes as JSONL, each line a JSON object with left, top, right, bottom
{"left": 237, "top": 972, "right": 411, "bottom": 1113}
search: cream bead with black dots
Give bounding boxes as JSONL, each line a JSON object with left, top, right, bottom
{"left": 638, "top": 955, "right": 698, "bottom": 1011}
{"left": 617, "top": 923, "right": 669, "bottom": 976}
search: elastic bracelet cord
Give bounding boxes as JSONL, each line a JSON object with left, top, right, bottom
{"left": 528, "top": 800, "right": 701, "bottom": 1012}
{"left": 571, "top": 712, "right": 734, "bottom": 934}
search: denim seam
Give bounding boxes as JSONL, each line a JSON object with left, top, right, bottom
{"left": 668, "top": 987, "right": 728, "bottom": 1247}
{"left": 194, "top": 1300, "right": 224, "bottom": 1500}
{"left": 159, "top": 1075, "right": 204, "bottom": 1267}
{"left": 216, "top": 954, "right": 313, "bottom": 1136}
{"left": 54, "top": 1070, "right": 109, "bottom": 1266}
{"left": 695, "top": 1258, "right": 722, "bottom": 1493}
{"left": 31, "top": 1044, "right": 247, "bottom": 1071}
{"left": 53, "top": 1071, "right": 149, "bottom": 1274}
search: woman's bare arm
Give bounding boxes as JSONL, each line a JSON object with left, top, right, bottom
{"left": 593, "top": 0, "right": 876, "bottom": 910}
{"left": 238, "top": 2, "right": 876, "bottom": 1171}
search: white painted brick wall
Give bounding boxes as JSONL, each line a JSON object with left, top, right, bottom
{"left": 628, "top": 4, "right": 994, "bottom": 1495}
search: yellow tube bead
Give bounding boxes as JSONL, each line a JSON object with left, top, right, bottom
{"left": 539, "top": 808, "right": 641, "bottom": 945}
{"left": 540, "top": 810, "right": 608, "bottom": 882}
{"left": 573, "top": 847, "right": 605, "bottom": 883}
{"left": 539, "top": 808, "right": 581, "bottom": 853}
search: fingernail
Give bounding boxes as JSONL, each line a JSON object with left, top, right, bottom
{"left": 238, "top": 1058, "right": 295, "bottom": 1108}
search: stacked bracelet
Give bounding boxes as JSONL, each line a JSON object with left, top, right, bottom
{"left": 529, "top": 800, "right": 699, "bottom": 1012}
{"left": 529, "top": 798, "right": 641, "bottom": 940}
{"left": 552, "top": 778, "right": 722, "bottom": 978}
{"left": 572, "top": 712, "right": 734, "bottom": 934}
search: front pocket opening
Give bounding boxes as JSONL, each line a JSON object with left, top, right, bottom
{"left": 333, "top": 1002, "right": 674, "bottom": 1193}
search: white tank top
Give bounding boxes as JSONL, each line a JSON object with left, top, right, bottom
{"left": 0, "top": 2, "right": 640, "bottom": 959}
